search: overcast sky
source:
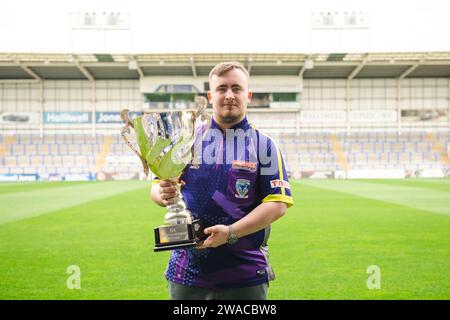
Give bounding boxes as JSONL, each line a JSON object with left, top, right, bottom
{"left": 1, "top": 0, "right": 449, "bottom": 53}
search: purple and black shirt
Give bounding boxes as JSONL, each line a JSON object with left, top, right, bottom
{"left": 156, "top": 116, "right": 293, "bottom": 289}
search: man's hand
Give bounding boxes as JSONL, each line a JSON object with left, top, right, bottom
{"left": 157, "top": 179, "right": 179, "bottom": 206}
{"left": 196, "top": 224, "right": 228, "bottom": 249}
{"left": 196, "top": 202, "right": 287, "bottom": 249}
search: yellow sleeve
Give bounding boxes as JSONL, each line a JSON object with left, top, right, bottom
{"left": 262, "top": 194, "right": 294, "bottom": 208}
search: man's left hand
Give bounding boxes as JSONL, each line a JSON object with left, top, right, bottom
{"left": 196, "top": 224, "right": 228, "bottom": 249}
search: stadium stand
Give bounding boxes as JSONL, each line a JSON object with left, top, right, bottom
{"left": 1, "top": 130, "right": 448, "bottom": 179}
{"left": 0, "top": 53, "right": 449, "bottom": 180}
{"left": 277, "top": 132, "right": 449, "bottom": 173}
{"left": 0, "top": 134, "right": 141, "bottom": 177}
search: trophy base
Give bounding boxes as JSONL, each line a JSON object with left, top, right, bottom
{"left": 154, "top": 219, "right": 206, "bottom": 252}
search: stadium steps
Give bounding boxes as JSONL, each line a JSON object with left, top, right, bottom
{"left": 330, "top": 134, "right": 351, "bottom": 171}
{"left": 426, "top": 133, "right": 450, "bottom": 166}
{"left": 94, "top": 135, "right": 114, "bottom": 173}
{"left": 0, "top": 136, "right": 15, "bottom": 157}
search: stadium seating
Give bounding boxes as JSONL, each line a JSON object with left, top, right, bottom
{"left": 278, "top": 132, "right": 450, "bottom": 173}
{"left": 0, "top": 131, "right": 448, "bottom": 178}
{"left": 0, "top": 134, "right": 140, "bottom": 176}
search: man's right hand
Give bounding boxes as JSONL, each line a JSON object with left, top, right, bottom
{"left": 158, "top": 179, "right": 179, "bottom": 206}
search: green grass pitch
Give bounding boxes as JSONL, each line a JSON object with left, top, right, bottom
{"left": 0, "top": 179, "right": 449, "bottom": 299}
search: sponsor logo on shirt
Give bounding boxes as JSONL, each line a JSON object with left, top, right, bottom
{"left": 235, "top": 179, "right": 251, "bottom": 199}
{"left": 270, "top": 179, "right": 291, "bottom": 189}
{"left": 232, "top": 160, "right": 257, "bottom": 171}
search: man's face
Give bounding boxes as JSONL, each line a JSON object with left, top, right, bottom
{"left": 207, "top": 68, "right": 253, "bottom": 125}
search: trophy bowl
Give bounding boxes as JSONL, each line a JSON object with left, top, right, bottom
{"left": 120, "top": 96, "right": 210, "bottom": 252}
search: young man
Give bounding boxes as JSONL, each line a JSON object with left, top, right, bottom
{"left": 151, "top": 61, "right": 293, "bottom": 300}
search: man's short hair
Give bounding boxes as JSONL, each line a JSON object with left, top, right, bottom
{"left": 208, "top": 61, "right": 250, "bottom": 83}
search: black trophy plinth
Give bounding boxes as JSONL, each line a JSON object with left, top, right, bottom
{"left": 154, "top": 219, "right": 206, "bottom": 252}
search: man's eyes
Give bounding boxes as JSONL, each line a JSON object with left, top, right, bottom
{"left": 217, "top": 87, "right": 242, "bottom": 92}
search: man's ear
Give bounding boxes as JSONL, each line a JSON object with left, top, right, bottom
{"left": 207, "top": 91, "right": 212, "bottom": 103}
{"left": 247, "top": 91, "right": 253, "bottom": 102}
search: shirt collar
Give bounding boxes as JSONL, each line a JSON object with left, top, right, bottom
{"left": 210, "top": 115, "right": 250, "bottom": 131}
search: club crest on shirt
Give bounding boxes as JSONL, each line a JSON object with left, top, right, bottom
{"left": 235, "top": 179, "right": 251, "bottom": 199}
{"left": 270, "top": 179, "right": 291, "bottom": 189}
{"left": 232, "top": 160, "right": 257, "bottom": 171}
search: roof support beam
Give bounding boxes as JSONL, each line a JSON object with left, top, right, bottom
{"left": 347, "top": 54, "right": 370, "bottom": 80}
{"left": 15, "top": 60, "right": 42, "bottom": 80}
{"left": 398, "top": 59, "right": 425, "bottom": 80}
{"left": 298, "top": 56, "right": 314, "bottom": 77}
{"left": 129, "top": 55, "right": 144, "bottom": 78}
{"left": 71, "top": 55, "right": 95, "bottom": 81}
{"left": 135, "top": 62, "right": 144, "bottom": 78}
{"left": 75, "top": 62, "right": 94, "bottom": 81}
{"left": 247, "top": 57, "right": 253, "bottom": 76}
{"left": 190, "top": 57, "right": 197, "bottom": 77}
{"left": 298, "top": 64, "right": 306, "bottom": 77}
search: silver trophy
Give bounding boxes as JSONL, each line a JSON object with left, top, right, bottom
{"left": 120, "top": 96, "right": 210, "bottom": 251}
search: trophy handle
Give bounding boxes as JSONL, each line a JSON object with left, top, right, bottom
{"left": 190, "top": 96, "right": 211, "bottom": 168}
{"left": 120, "top": 108, "right": 150, "bottom": 177}
{"left": 194, "top": 96, "right": 208, "bottom": 119}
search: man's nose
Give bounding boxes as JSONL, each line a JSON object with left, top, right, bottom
{"left": 225, "top": 88, "right": 235, "bottom": 99}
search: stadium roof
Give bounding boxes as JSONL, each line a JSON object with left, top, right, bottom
{"left": 1, "top": 52, "right": 450, "bottom": 81}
